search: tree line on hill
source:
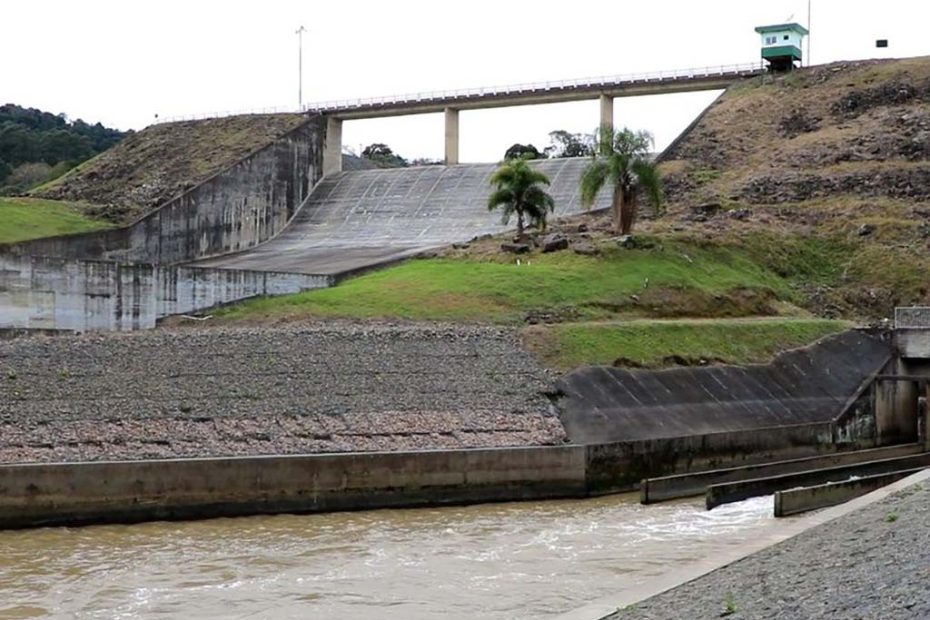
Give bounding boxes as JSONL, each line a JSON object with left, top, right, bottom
{"left": 358, "top": 129, "right": 596, "bottom": 169}
{"left": 0, "top": 104, "right": 126, "bottom": 195}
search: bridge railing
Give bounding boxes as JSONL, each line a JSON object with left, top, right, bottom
{"left": 303, "top": 61, "right": 764, "bottom": 113}
{"left": 153, "top": 60, "right": 764, "bottom": 124}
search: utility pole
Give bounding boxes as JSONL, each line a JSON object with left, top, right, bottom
{"left": 807, "top": 0, "right": 811, "bottom": 67}
{"left": 296, "top": 25, "right": 307, "bottom": 109}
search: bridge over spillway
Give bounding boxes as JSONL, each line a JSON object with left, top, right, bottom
{"left": 309, "top": 62, "right": 763, "bottom": 172}
{"left": 194, "top": 158, "right": 612, "bottom": 275}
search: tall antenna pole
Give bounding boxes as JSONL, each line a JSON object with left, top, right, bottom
{"left": 806, "top": 0, "right": 811, "bottom": 66}
{"left": 296, "top": 26, "right": 306, "bottom": 109}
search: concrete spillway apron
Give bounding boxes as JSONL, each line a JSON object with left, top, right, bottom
{"left": 555, "top": 468, "right": 930, "bottom": 620}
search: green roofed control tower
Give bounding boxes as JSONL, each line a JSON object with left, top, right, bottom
{"left": 755, "top": 23, "right": 809, "bottom": 71}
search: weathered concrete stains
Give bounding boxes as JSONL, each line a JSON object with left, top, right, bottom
{"left": 557, "top": 330, "right": 892, "bottom": 444}
{"left": 2, "top": 115, "right": 325, "bottom": 265}
{"left": 0, "top": 254, "right": 329, "bottom": 331}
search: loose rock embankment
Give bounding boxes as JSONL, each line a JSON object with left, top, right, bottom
{"left": 608, "top": 480, "right": 930, "bottom": 620}
{"left": 0, "top": 323, "right": 565, "bottom": 463}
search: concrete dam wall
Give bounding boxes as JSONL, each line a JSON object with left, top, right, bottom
{"left": 194, "top": 158, "right": 612, "bottom": 275}
{"left": 0, "top": 254, "right": 329, "bottom": 331}
{"left": 2, "top": 115, "right": 326, "bottom": 265}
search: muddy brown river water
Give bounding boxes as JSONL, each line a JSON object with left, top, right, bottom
{"left": 0, "top": 494, "right": 785, "bottom": 619}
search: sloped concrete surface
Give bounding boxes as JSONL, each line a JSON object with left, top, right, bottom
{"left": 0, "top": 324, "right": 565, "bottom": 463}
{"left": 556, "top": 330, "right": 891, "bottom": 444}
{"left": 194, "top": 159, "right": 611, "bottom": 275}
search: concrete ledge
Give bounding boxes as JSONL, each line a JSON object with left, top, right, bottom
{"left": 554, "top": 468, "right": 930, "bottom": 620}
{"left": 705, "top": 452, "right": 930, "bottom": 509}
{"left": 773, "top": 467, "right": 926, "bottom": 516}
{"left": 0, "top": 446, "right": 587, "bottom": 529}
{"left": 640, "top": 443, "right": 922, "bottom": 503}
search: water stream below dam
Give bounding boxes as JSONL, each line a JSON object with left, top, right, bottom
{"left": 0, "top": 493, "right": 790, "bottom": 619}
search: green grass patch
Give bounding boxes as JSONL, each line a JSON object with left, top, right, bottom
{"left": 523, "top": 318, "right": 850, "bottom": 370}
{"left": 0, "top": 197, "right": 110, "bottom": 244}
{"left": 213, "top": 241, "right": 792, "bottom": 324}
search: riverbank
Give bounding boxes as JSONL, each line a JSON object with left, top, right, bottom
{"left": 603, "top": 474, "right": 930, "bottom": 620}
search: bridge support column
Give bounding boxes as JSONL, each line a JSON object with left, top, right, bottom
{"left": 444, "top": 107, "right": 459, "bottom": 165}
{"left": 323, "top": 115, "right": 343, "bottom": 176}
{"left": 599, "top": 94, "right": 614, "bottom": 132}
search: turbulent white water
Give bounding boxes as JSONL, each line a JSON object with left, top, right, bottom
{"left": 0, "top": 494, "right": 778, "bottom": 619}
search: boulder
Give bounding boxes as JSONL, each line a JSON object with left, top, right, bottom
{"left": 501, "top": 242, "right": 531, "bottom": 254}
{"left": 541, "top": 234, "right": 569, "bottom": 253}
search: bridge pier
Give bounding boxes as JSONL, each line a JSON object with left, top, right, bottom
{"left": 444, "top": 107, "right": 459, "bottom": 165}
{"left": 599, "top": 94, "right": 614, "bottom": 132}
{"left": 323, "top": 116, "right": 343, "bottom": 176}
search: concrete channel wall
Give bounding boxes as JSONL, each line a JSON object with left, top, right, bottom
{"left": 0, "top": 419, "right": 870, "bottom": 529}
{"left": 0, "top": 447, "right": 588, "bottom": 529}
{"left": 0, "top": 254, "right": 330, "bottom": 331}
{"left": 2, "top": 115, "right": 325, "bottom": 265}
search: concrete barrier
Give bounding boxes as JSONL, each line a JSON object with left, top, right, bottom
{"left": 0, "top": 254, "right": 330, "bottom": 331}
{"left": 706, "top": 452, "right": 930, "bottom": 509}
{"left": 584, "top": 422, "right": 848, "bottom": 495}
{"left": 640, "top": 443, "right": 923, "bottom": 503}
{"left": 0, "top": 446, "right": 588, "bottom": 529}
{"left": 773, "top": 467, "right": 927, "bottom": 517}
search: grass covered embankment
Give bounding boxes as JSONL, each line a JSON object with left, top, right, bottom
{"left": 207, "top": 235, "right": 850, "bottom": 370}
{"left": 523, "top": 318, "right": 850, "bottom": 370}
{"left": 0, "top": 197, "right": 110, "bottom": 243}
{"left": 213, "top": 240, "right": 792, "bottom": 324}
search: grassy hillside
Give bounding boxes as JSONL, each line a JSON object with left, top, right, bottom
{"left": 32, "top": 113, "right": 306, "bottom": 224}
{"left": 654, "top": 56, "right": 930, "bottom": 317}
{"left": 0, "top": 197, "right": 110, "bottom": 243}
{"left": 522, "top": 318, "right": 850, "bottom": 370}
{"left": 212, "top": 240, "right": 795, "bottom": 324}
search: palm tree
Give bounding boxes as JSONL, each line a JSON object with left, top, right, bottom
{"left": 488, "top": 157, "right": 555, "bottom": 238}
{"left": 580, "top": 126, "right": 662, "bottom": 235}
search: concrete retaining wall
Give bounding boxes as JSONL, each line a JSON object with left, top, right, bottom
{"left": 2, "top": 115, "right": 325, "bottom": 265}
{"left": 0, "top": 446, "right": 588, "bottom": 529}
{"left": 557, "top": 330, "right": 892, "bottom": 445}
{"left": 0, "top": 417, "right": 876, "bottom": 529}
{"left": 0, "top": 254, "right": 330, "bottom": 331}
{"left": 584, "top": 422, "right": 846, "bottom": 494}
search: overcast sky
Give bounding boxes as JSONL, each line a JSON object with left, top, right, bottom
{"left": 3, "top": 0, "right": 926, "bottom": 162}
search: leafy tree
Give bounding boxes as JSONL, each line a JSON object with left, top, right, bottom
{"left": 488, "top": 157, "right": 555, "bottom": 237}
{"left": 0, "top": 104, "right": 125, "bottom": 194}
{"left": 504, "top": 143, "right": 544, "bottom": 160}
{"left": 361, "top": 143, "right": 408, "bottom": 168}
{"left": 580, "top": 126, "right": 662, "bottom": 235}
{"left": 544, "top": 130, "right": 594, "bottom": 158}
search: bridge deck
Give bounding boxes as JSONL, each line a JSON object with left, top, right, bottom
{"left": 312, "top": 62, "right": 763, "bottom": 119}
{"left": 193, "top": 159, "right": 611, "bottom": 276}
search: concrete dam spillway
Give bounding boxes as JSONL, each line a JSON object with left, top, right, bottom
{"left": 194, "top": 158, "right": 612, "bottom": 275}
